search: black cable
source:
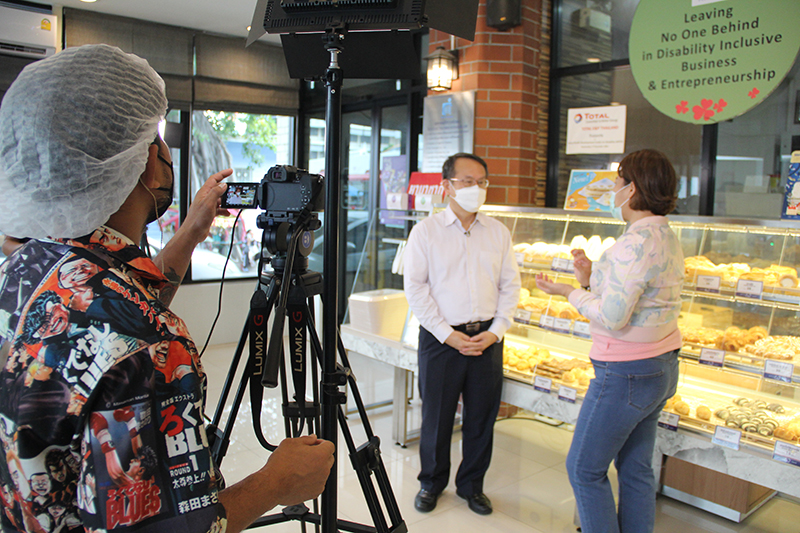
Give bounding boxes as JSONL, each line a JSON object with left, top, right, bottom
{"left": 199, "top": 210, "right": 242, "bottom": 358}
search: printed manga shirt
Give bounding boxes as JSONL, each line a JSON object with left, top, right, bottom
{"left": 0, "top": 227, "right": 227, "bottom": 532}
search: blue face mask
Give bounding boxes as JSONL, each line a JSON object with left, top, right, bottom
{"left": 610, "top": 183, "right": 631, "bottom": 221}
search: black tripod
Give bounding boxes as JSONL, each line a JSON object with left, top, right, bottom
{"left": 205, "top": 208, "right": 406, "bottom": 533}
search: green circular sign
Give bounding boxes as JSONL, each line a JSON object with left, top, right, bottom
{"left": 630, "top": 0, "right": 800, "bottom": 124}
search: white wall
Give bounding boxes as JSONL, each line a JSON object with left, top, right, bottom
{"left": 170, "top": 279, "right": 255, "bottom": 347}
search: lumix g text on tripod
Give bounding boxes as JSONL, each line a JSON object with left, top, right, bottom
{"left": 205, "top": 164, "right": 406, "bottom": 533}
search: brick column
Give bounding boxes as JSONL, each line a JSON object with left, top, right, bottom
{"left": 429, "top": 0, "right": 551, "bottom": 206}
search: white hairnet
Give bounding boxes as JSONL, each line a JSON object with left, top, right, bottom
{"left": 0, "top": 44, "right": 167, "bottom": 239}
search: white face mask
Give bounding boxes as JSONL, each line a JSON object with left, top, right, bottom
{"left": 610, "top": 183, "right": 631, "bottom": 221}
{"left": 451, "top": 184, "right": 487, "bottom": 213}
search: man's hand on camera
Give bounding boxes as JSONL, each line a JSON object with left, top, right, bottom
{"left": 151, "top": 169, "right": 231, "bottom": 304}
{"left": 182, "top": 169, "right": 232, "bottom": 247}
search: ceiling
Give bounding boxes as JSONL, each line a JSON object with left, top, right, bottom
{"left": 47, "top": 0, "right": 282, "bottom": 44}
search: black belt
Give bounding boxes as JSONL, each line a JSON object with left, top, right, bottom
{"left": 451, "top": 319, "right": 493, "bottom": 335}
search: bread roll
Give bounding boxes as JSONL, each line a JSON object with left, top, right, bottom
{"left": 674, "top": 401, "right": 690, "bottom": 416}
{"left": 696, "top": 405, "right": 711, "bottom": 421}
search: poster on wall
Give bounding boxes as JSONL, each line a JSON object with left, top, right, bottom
{"left": 566, "top": 105, "right": 627, "bottom": 154}
{"left": 421, "top": 91, "right": 475, "bottom": 172}
{"left": 380, "top": 155, "right": 409, "bottom": 226}
{"left": 629, "top": 0, "right": 800, "bottom": 124}
{"left": 564, "top": 169, "right": 620, "bottom": 212}
{"left": 783, "top": 151, "right": 800, "bottom": 220}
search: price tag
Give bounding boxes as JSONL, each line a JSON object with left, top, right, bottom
{"left": 515, "top": 252, "right": 525, "bottom": 265}
{"left": 551, "top": 257, "right": 575, "bottom": 274}
{"left": 712, "top": 426, "right": 741, "bottom": 451}
{"left": 534, "top": 376, "right": 552, "bottom": 394}
{"left": 695, "top": 275, "right": 721, "bottom": 294}
{"left": 539, "top": 315, "right": 555, "bottom": 330}
{"left": 735, "top": 279, "right": 763, "bottom": 299}
{"left": 553, "top": 318, "right": 572, "bottom": 334}
{"left": 573, "top": 321, "right": 591, "bottom": 339}
{"left": 514, "top": 309, "right": 532, "bottom": 324}
{"left": 764, "top": 360, "right": 794, "bottom": 383}
{"left": 699, "top": 348, "right": 725, "bottom": 368}
{"left": 558, "top": 386, "right": 577, "bottom": 403}
{"left": 773, "top": 441, "right": 800, "bottom": 467}
{"left": 658, "top": 411, "right": 680, "bottom": 431}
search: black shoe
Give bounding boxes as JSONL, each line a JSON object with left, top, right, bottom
{"left": 457, "top": 491, "right": 493, "bottom": 515}
{"left": 414, "top": 489, "right": 439, "bottom": 513}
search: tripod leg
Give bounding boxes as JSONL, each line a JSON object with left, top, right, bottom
{"left": 305, "top": 302, "right": 407, "bottom": 533}
{"left": 208, "top": 281, "right": 281, "bottom": 464}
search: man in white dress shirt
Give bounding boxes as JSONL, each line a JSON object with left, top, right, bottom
{"left": 403, "top": 153, "right": 520, "bottom": 515}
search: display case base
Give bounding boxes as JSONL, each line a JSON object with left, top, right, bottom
{"left": 661, "top": 457, "right": 776, "bottom": 522}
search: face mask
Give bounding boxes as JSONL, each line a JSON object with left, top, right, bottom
{"left": 451, "top": 184, "right": 487, "bottom": 213}
{"left": 610, "top": 183, "right": 631, "bottom": 221}
{"left": 141, "top": 178, "right": 173, "bottom": 226}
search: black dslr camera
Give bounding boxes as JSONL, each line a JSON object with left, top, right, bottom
{"left": 221, "top": 165, "right": 324, "bottom": 224}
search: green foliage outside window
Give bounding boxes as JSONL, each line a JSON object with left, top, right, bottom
{"left": 203, "top": 111, "right": 278, "bottom": 170}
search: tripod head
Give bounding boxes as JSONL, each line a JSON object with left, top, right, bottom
{"left": 261, "top": 212, "right": 321, "bottom": 274}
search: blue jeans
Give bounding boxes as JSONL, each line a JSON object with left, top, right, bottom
{"left": 566, "top": 350, "right": 679, "bottom": 533}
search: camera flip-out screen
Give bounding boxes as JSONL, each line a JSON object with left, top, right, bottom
{"left": 222, "top": 183, "right": 259, "bottom": 209}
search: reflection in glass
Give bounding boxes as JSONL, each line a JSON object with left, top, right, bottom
{"left": 189, "top": 110, "right": 295, "bottom": 281}
{"left": 556, "top": 68, "right": 702, "bottom": 214}
{"left": 715, "top": 60, "right": 800, "bottom": 219}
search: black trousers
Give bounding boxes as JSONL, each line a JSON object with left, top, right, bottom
{"left": 417, "top": 327, "right": 504, "bottom": 495}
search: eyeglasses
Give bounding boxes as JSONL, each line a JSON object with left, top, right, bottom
{"left": 448, "top": 178, "right": 490, "bottom": 189}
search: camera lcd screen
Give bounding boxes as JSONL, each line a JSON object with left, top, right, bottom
{"left": 222, "top": 183, "right": 259, "bottom": 208}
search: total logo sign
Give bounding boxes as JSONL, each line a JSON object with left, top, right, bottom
{"left": 575, "top": 112, "right": 612, "bottom": 123}
{"left": 566, "top": 105, "right": 627, "bottom": 155}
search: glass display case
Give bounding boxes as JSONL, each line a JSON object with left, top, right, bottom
{"left": 482, "top": 206, "right": 800, "bottom": 455}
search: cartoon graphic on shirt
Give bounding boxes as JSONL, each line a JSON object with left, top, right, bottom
{"left": 0, "top": 227, "right": 226, "bottom": 532}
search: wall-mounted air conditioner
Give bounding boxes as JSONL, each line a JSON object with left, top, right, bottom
{"left": 0, "top": 4, "right": 58, "bottom": 59}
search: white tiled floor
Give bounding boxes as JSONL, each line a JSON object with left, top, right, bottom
{"left": 200, "top": 342, "right": 800, "bottom": 533}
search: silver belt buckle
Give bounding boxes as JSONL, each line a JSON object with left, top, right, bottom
{"left": 465, "top": 322, "right": 480, "bottom": 334}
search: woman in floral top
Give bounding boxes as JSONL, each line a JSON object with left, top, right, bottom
{"left": 537, "top": 149, "right": 684, "bottom": 533}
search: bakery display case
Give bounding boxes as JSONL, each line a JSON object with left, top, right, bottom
{"left": 340, "top": 204, "right": 800, "bottom": 516}
{"left": 484, "top": 206, "right": 800, "bottom": 455}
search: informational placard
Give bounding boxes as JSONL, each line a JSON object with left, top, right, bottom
{"left": 421, "top": 91, "right": 475, "bottom": 172}
{"left": 553, "top": 318, "right": 572, "bottom": 334}
{"left": 551, "top": 257, "right": 575, "bottom": 274}
{"left": 540, "top": 315, "right": 555, "bottom": 330}
{"left": 558, "top": 386, "right": 577, "bottom": 403}
{"left": 534, "top": 376, "right": 553, "bottom": 394}
{"left": 514, "top": 309, "right": 532, "bottom": 324}
{"left": 764, "top": 360, "right": 794, "bottom": 383}
{"left": 773, "top": 441, "right": 800, "bottom": 466}
{"left": 564, "top": 170, "right": 620, "bottom": 212}
{"left": 629, "top": 0, "right": 800, "bottom": 124}
{"left": 783, "top": 151, "right": 800, "bottom": 220}
{"left": 699, "top": 347, "right": 725, "bottom": 367}
{"left": 573, "top": 321, "right": 592, "bottom": 339}
{"left": 566, "top": 105, "right": 627, "bottom": 154}
{"left": 736, "top": 279, "right": 763, "bottom": 299}
{"left": 696, "top": 275, "right": 722, "bottom": 293}
{"left": 712, "top": 425, "right": 742, "bottom": 450}
{"left": 658, "top": 411, "right": 680, "bottom": 431}
{"left": 515, "top": 252, "right": 525, "bottom": 265}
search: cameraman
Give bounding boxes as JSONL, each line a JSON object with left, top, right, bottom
{"left": 0, "top": 44, "right": 334, "bottom": 533}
